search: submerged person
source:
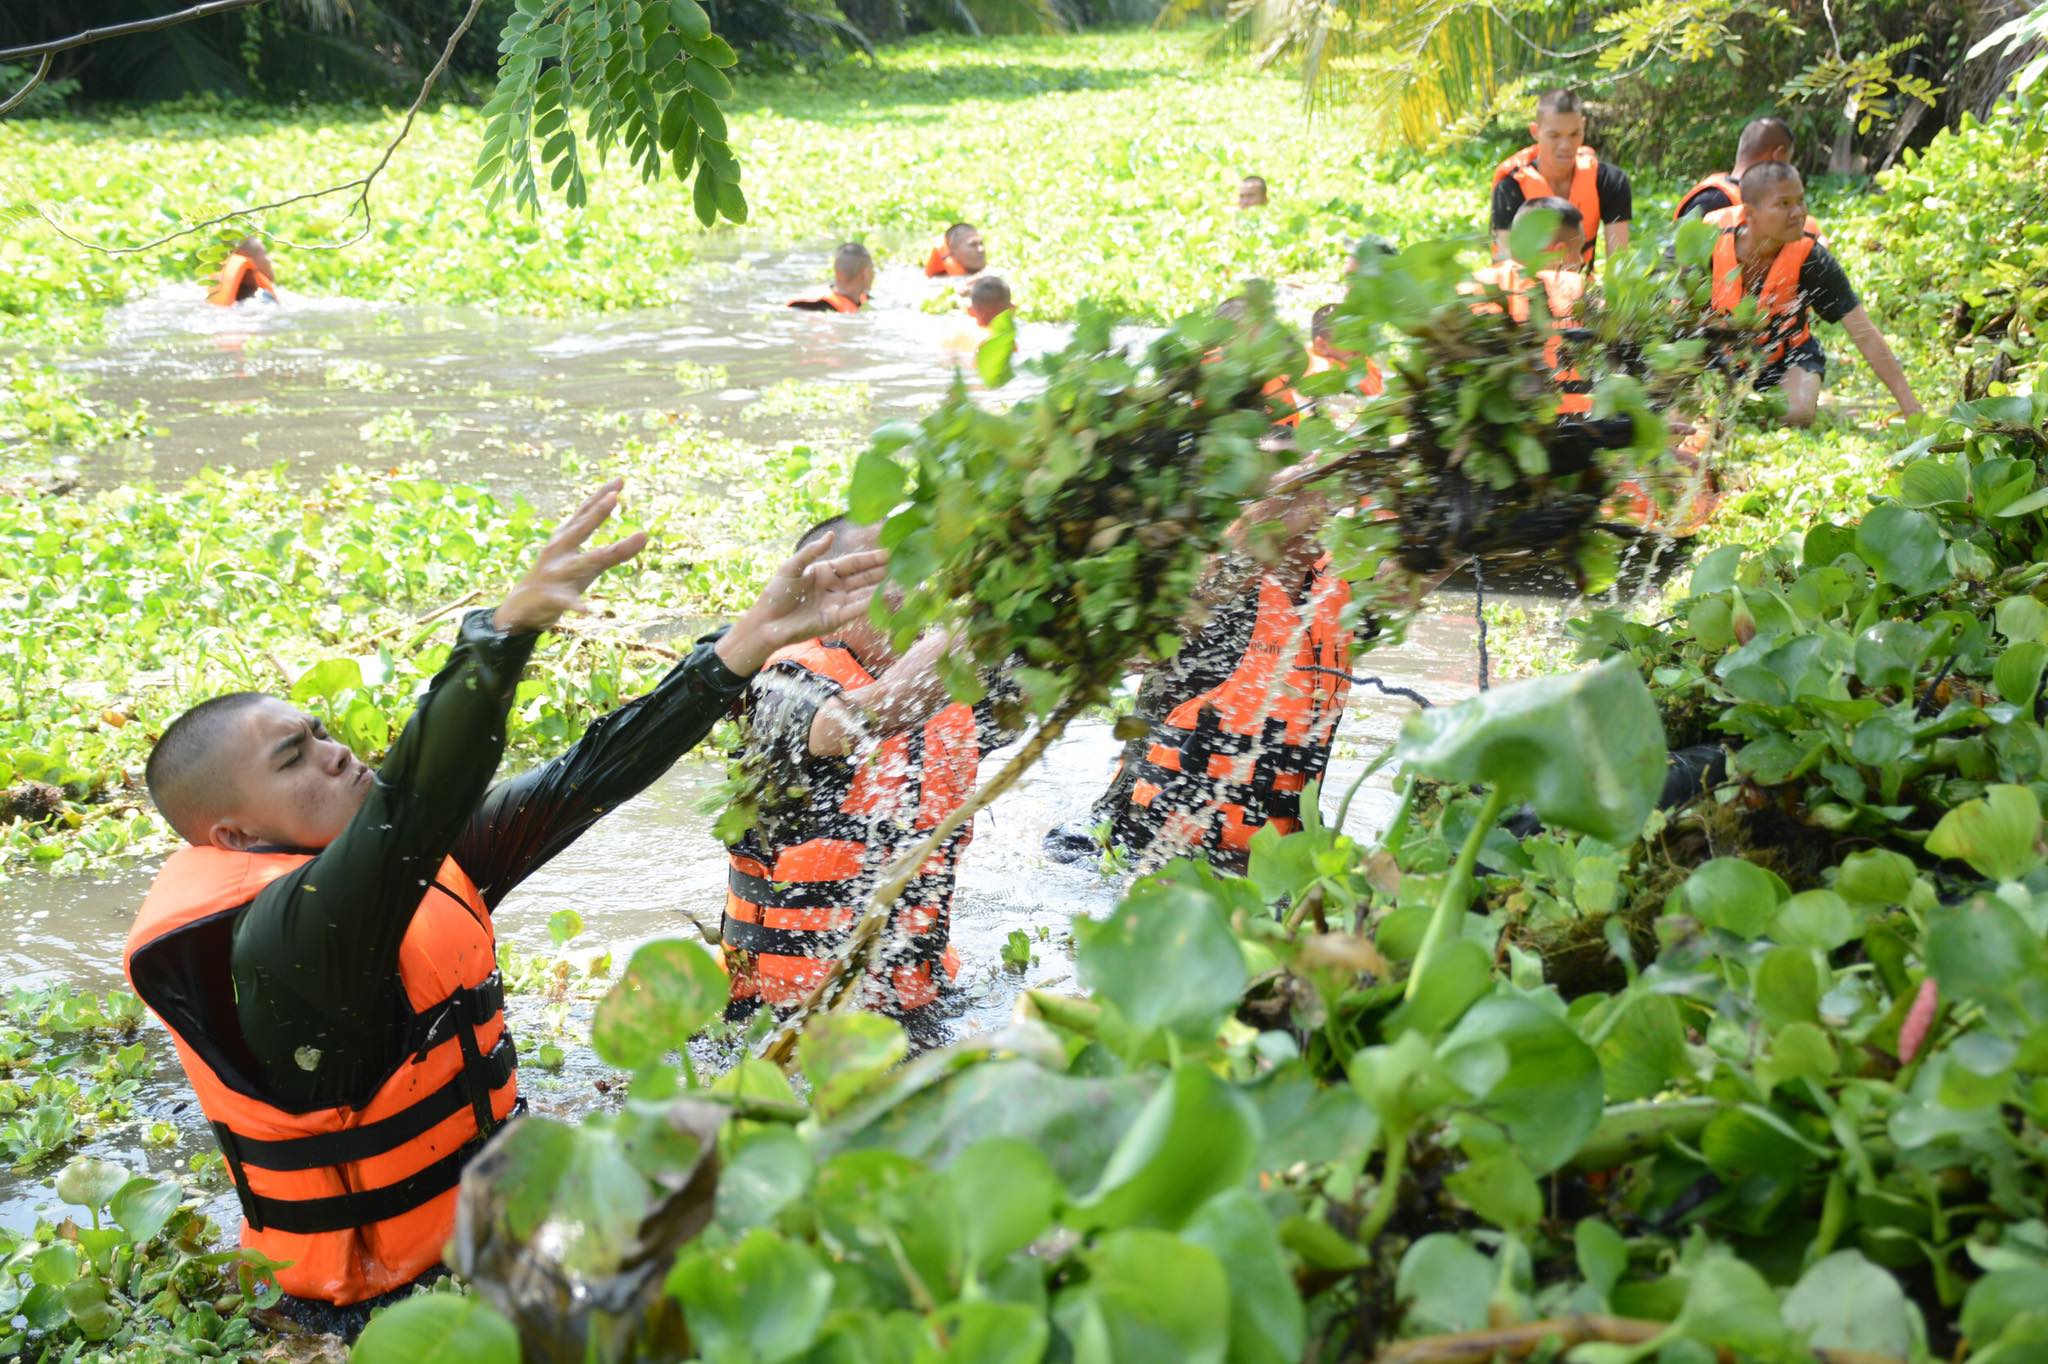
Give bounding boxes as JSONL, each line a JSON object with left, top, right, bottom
{"left": 1462, "top": 197, "right": 1593, "bottom": 418}
{"left": 721, "top": 517, "right": 1009, "bottom": 1015}
{"left": 1490, "top": 89, "right": 1632, "bottom": 275}
{"left": 790, "top": 243, "right": 876, "bottom": 313}
{"left": 123, "top": 481, "right": 884, "bottom": 1324}
{"left": 925, "top": 223, "right": 987, "bottom": 279}
{"left": 1701, "top": 162, "right": 1919, "bottom": 428}
{"left": 208, "top": 236, "right": 278, "bottom": 307}
{"left": 967, "top": 275, "right": 1014, "bottom": 329}
{"left": 1237, "top": 175, "right": 1269, "bottom": 210}
{"left": 1675, "top": 115, "right": 1797, "bottom": 223}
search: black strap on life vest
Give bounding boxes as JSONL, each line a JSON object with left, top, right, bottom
{"left": 1121, "top": 702, "right": 1337, "bottom": 852}
{"left": 721, "top": 860, "right": 956, "bottom": 964}
{"left": 212, "top": 1031, "right": 518, "bottom": 1235}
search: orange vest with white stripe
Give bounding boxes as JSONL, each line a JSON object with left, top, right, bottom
{"left": 207, "top": 253, "right": 276, "bottom": 307}
{"left": 1119, "top": 562, "right": 1353, "bottom": 860}
{"left": 1708, "top": 207, "right": 1820, "bottom": 365}
{"left": 124, "top": 848, "right": 515, "bottom": 1306}
{"left": 1493, "top": 144, "right": 1603, "bottom": 272}
{"left": 1463, "top": 261, "right": 1593, "bottom": 416}
{"left": 1675, "top": 171, "right": 1741, "bottom": 222}
{"left": 722, "top": 641, "right": 974, "bottom": 1010}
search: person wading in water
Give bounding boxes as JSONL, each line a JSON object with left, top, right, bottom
{"left": 123, "top": 480, "right": 885, "bottom": 1333}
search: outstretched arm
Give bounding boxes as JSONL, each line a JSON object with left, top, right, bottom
{"left": 455, "top": 530, "right": 890, "bottom": 903}
{"left": 1838, "top": 305, "right": 1922, "bottom": 418}
{"left": 1604, "top": 219, "right": 1631, "bottom": 259}
{"left": 807, "top": 629, "right": 958, "bottom": 757}
{"left": 231, "top": 480, "right": 645, "bottom": 1109}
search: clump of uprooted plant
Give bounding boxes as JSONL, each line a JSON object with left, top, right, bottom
{"left": 365, "top": 391, "right": 2048, "bottom": 1364}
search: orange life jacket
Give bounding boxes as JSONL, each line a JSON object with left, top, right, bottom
{"left": 1119, "top": 561, "right": 1353, "bottom": 861}
{"left": 1708, "top": 206, "right": 1820, "bottom": 365}
{"left": 1306, "top": 350, "right": 1385, "bottom": 398}
{"left": 1463, "top": 261, "right": 1593, "bottom": 416}
{"left": 124, "top": 849, "right": 515, "bottom": 1306}
{"left": 722, "top": 641, "right": 975, "bottom": 1011}
{"left": 1675, "top": 171, "right": 1741, "bottom": 222}
{"left": 925, "top": 244, "right": 970, "bottom": 278}
{"left": 207, "top": 253, "right": 276, "bottom": 308}
{"left": 1493, "top": 144, "right": 1604, "bottom": 272}
{"left": 789, "top": 290, "right": 862, "bottom": 314}
{"left": 1263, "top": 374, "right": 1308, "bottom": 428}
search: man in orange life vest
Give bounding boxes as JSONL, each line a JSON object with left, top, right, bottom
{"left": 1702, "top": 162, "right": 1919, "bottom": 428}
{"left": 790, "top": 243, "right": 876, "bottom": 313}
{"left": 123, "top": 481, "right": 884, "bottom": 1321}
{"left": 925, "top": 223, "right": 987, "bottom": 278}
{"left": 1237, "top": 175, "right": 1269, "bottom": 210}
{"left": 1490, "top": 89, "right": 1632, "bottom": 275}
{"left": 1675, "top": 115, "right": 1795, "bottom": 223}
{"left": 1047, "top": 471, "right": 1354, "bottom": 875}
{"left": 721, "top": 517, "right": 1010, "bottom": 1014}
{"left": 1464, "top": 197, "right": 1594, "bottom": 418}
{"left": 1307, "top": 304, "right": 1385, "bottom": 400}
{"left": 208, "top": 236, "right": 278, "bottom": 307}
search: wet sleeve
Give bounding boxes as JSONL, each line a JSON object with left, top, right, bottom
{"left": 1489, "top": 177, "right": 1524, "bottom": 233}
{"left": 453, "top": 632, "right": 753, "bottom": 906}
{"left": 230, "top": 609, "right": 534, "bottom": 1109}
{"left": 1678, "top": 186, "right": 1732, "bottom": 221}
{"left": 1597, "top": 163, "right": 1633, "bottom": 223}
{"left": 1801, "top": 244, "right": 1861, "bottom": 324}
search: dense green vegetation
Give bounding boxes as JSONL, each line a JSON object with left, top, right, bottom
{"left": 3, "top": 10, "right": 2047, "bottom": 1363}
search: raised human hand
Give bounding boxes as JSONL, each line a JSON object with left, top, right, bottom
{"left": 716, "top": 532, "right": 889, "bottom": 677}
{"left": 492, "top": 479, "right": 648, "bottom": 636}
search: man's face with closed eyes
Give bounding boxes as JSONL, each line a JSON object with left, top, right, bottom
{"left": 201, "top": 697, "right": 375, "bottom": 852}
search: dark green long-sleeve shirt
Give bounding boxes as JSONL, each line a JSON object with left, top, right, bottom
{"left": 230, "top": 610, "right": 748, "bottom": 1110}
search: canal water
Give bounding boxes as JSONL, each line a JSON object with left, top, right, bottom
{"left": 3, "top": 245, "right": 1535, "bottom": 1230}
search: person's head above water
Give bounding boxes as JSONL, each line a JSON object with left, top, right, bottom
{"left": 232, "top": 235, "right": 274, "bottom": 280}
{"left": 834, "top": 242, "right": 876, "bottom": 299}
{"left": 1734, "top": 115, "right": 1795, "bottom": 173}
{"left": 944, "top": 223, "right": 987, "bottom": 274}
{"left": 1737, "top": 161, "right": 1807, "bottom": 248}
{"left": 1309, "top": 303, "right": 1351, "bottom": 360}
{"left": 1529, "top": 89, "right": 1587, "bottom": 176}
{"left": 967, "top": 275, "right": 1013, "bottom": 327}
{"left": 147, "top": 691, "right": 375, "bottom": 852}
{"left": 1512, "top": 196, "right": 1586, "bottom": 268}
{"left": 794, "top": 515, "right": 893, "bottom": 660}
{"left": 1237, "top": 175, "right": 1268, "bottom": 210}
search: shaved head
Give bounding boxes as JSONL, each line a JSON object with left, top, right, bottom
{"left": 968, "top": 274, "right": 1012, "bottom": 326}
{"left": 1736, "top": 116, "right": 1794, "bottom": 164}
{"left": 146, "top": 692, "right": 268, "bottom": 843}
{"left": 147, "top": 693, "right": 376, "bottom": 851}
{"left": 1739, "top": 159, "right": 1801, "bottom": 199}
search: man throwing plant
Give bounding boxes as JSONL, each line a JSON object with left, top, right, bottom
{"left": 123, "top": 480, "right": 884, "bottom": 1315}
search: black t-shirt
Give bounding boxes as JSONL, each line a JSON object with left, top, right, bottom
{"left": 1794, "top": 241, "right": 1861, "bottom": 323}
{"left": 1491, "top": 159, "right": 1634, "bottom": 232}
{"left": 1677, "top": 184, "right": 1734, "bottom": 221}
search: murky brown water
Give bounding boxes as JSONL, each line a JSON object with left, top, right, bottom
{"left": 4, "top": 248, "right": 1552, "bottom": 1230}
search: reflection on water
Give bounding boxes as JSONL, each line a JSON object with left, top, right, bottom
{"left": 1, "top": 247, "right": 1530, "bottom": 1229}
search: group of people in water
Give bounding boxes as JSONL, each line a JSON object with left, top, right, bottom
{"left": 157, "top": 89, "right": 1928, "bottom": 1326}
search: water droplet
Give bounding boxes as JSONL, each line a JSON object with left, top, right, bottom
{"left": 294, "top": 1046, "right": 322, "bottom": 1071}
